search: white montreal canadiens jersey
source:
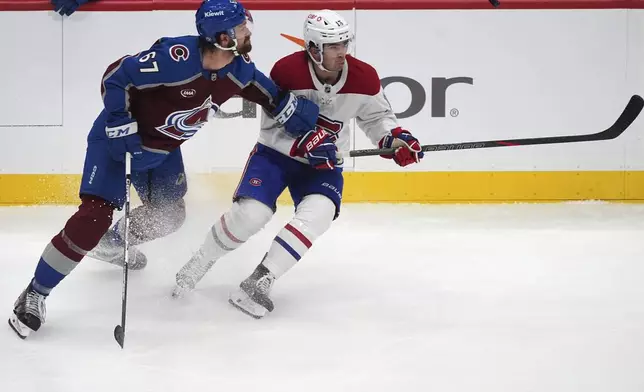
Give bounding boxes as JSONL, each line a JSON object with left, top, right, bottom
{"left": 257, "top": 51, "right": 399, "bottom": 165}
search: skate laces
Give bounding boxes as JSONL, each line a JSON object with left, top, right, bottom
{"left": 178, "top": 249, "right": 214, "bottom": 286}
{"left": 256, "top": 273, "right": 274, "bottom": 294}
{"left": 26, "top": 290, "right": 46, "bottom": 321}
{"left": 185, "top": 249, "right": 211, "bottom": 274}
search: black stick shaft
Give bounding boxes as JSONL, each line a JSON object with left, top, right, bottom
{"left": 346, "top": 95, "right": 643, "bottom": 158}
{"left": 114, "top": 152, "right": 132, "bottom": 349}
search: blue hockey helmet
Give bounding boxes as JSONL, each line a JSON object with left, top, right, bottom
{"left": 195, "top": 0, "right": 252, "bottom": 50}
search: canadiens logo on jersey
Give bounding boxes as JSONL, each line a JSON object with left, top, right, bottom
{"left": 155, "top": 96, "right": 216, "bottom": 140}
{"left": 316, "top": 114, "right": 344, "bottom": 141}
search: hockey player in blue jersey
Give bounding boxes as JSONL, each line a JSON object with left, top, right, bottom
{"left": 8, "top": 0, "right": 320, "bottom": 339}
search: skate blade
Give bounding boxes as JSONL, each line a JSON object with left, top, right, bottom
{"left": 8, "top": 314, "right": 31, "bottom": 339}
{"left": 171, "top": 275, "right": 197, "bottom": 299}
{"left": 229, "top": 290, "right": 268, "bottom": 319}
{"left": 171, "top": 284, "right": 191, "bottom": 299}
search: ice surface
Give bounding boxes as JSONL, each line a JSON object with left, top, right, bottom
{"left": 2, "top": 201, "right": 644, "bottom": 392}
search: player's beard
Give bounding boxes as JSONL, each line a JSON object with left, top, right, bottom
{"left": 236, "top": 37, "right": 252, "bottom": 55}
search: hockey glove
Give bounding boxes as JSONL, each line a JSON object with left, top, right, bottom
{"left": 379, "top": 127, "right": 424, "bottom": 167}
{"left": 105, "top": 122, "right": 143, "bottom": 164}
{"left": 51, "top": 0, "right": 90, "bottom": 16}
{"left": 272, "top": 92, "right": 319, "bottom": 138}
{"left": 291, "top": 127, "right": 338, "bottom": 170}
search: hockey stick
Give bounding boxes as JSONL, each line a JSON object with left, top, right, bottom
{"left": 114, "top": 152, "right": 132, "bottom": 349}
{"left": 340, "top": 94, "right": 644, "bottom": 158}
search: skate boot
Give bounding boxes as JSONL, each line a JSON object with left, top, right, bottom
{"left": 86, "top": 228, "right": 147, "bottom": 270}
{"left": 8, "top": 282, "right": 47, "bottom": 339}
{"left": 229, "top": 262, "right": 275, "bottom": 319}
{"left": 172, "top": 248, "right": 217, "bottom": 298}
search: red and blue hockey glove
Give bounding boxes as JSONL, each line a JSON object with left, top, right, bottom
{"left": 272, "top": 92, "right": 320, "bottom": 138}
{"left": 379, "top": 127, "right": 424, "bottom": 167}
{"left": 290, "top": 127, "right": 338, "bottom": 170}
{"left": 51, "top": 0, "right": 90, "bottom": 16}
{"left": 105, "top": 122, "right": 143, "bottom": 164}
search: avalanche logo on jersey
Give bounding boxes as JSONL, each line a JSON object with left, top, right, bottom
{"left": 155, "top": 96, "right": 216, "bottom": 140}
{"left": 169, "top": 44, "right": 190, "bottom": 62}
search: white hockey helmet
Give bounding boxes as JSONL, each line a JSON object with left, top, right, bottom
{"left": 303, "top": 10, "right": 353, "bottom": 70}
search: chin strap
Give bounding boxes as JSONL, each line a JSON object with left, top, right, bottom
{"left": 213, "top": 30, "right": 240, "bottom": 57}
{"left": 214, "top": 41, "right": 239, "bottom": 57}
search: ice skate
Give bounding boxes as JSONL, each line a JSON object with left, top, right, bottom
{"left": 229, "top": 263, "right": 275, "bottom": 319}
{"left": 8, "top": 282, "right": 47, "bottom": 339}
{"left": 172, "top": 249, "right": 217, "bottom": 298}
{"left": 86, "top": 229, "right": 148, "bottom": 270}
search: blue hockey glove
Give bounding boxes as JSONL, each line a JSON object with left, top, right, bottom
{"left": 291, "top": 127, "right": 338, "bottom": 170}
{"left": 51, "top": 0, "right": 90, "bottom": 16}
{"left": 272, "top": 92, "right": 319, "bottom": 138}
{"left": 105, "top": 122, "right": 143, "bottom": 164}
{"left": 379, "top": 127, "right": 424, "bottom": 167}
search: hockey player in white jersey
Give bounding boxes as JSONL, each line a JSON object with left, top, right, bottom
{"left": 172, "top": 9, "right": 424, "bottom": 318}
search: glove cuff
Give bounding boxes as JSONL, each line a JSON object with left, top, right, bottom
{"left": 272, "top": 92, "right": 297, "bottom": 125}
{"left": 390, "top": 127, "right": 406, "bottom": 138}
{"left": 379, "top": 127, "right": 415, "bottom": 159}
{"left": 106, "top": 122, "right": 138, "bottom": 139}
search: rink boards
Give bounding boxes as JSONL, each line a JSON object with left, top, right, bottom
{"left": 1, "top": 0, "right": 644, "bottom": 204}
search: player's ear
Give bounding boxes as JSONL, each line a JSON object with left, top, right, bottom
{"left": 216, "top": 32, "right": 230, "bottom": 47}
{"left": 307, "top": 42, "right": 321, "bottom": 61}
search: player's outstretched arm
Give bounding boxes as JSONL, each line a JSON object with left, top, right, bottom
{"left": 239, "top": 66, "right": 319, "bottom": 138}
{"left": 355, "top": 84, "right": 400, "bottom": 145}
{"left": 356, "top": 86, "right": 424, "bottom": 167}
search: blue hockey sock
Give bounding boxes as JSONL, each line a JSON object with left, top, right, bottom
{"left": 32, "top": 257, "right": 66, "bottom": 296}
{"left": 32, "top": 238, "right": 84, "bottom": 296}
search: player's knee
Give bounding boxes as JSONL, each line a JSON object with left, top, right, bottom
{"left": 293, "top": 194, "right": 335, "bottom": 238}
{"left": 64, "top": 195, "right": 115, "bottom": 251}
{"left": 223, "top": 197, "right": 274, "bottom": 241}
{"left": 149, "top": 198, "right": 186, "bottom": 235}
{"left": 163, "top": 197, "right": 187, "bottom": 231}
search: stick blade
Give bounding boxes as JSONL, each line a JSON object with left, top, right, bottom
{"left": 114, "top": 325, "right": 125, "bottom": 348}
{"left": 608, "top": 94, "right": 644, "bottom": 137}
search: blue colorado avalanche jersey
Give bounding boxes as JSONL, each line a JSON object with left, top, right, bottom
{"left": 95, "top": 35, "right": 283, "bottom": 151}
